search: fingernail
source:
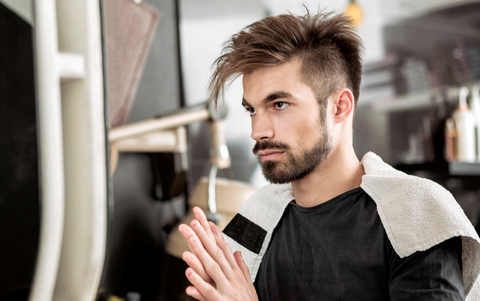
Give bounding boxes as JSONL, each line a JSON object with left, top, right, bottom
{"left": 191, "top": 220, "right": 200, "bottom": 229}
{"left": 193, "top": 207, "right": 200, "bottom": 216}
{"left": 179, "top": 224, "right": 194, "bottom": 234}
{"left": 193, "top": 207, "right": 206, "bottom": 219}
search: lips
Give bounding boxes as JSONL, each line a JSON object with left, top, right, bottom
{"left": 257, "top": 149, "right": 285, "bottom": 161}
{"left": 252, "top": 140, "right": 290, "bottom": 161}
{"left": 257, "top": 149, "right": 282, "bottom": 156}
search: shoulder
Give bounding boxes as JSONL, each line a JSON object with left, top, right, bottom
{"left": 360, "top": 152, "right": 476, "bottom": 257}
{"left": 361, "top": 151, "right": 456, "bottom": 212}
{"left": 388, "top": 236, "right": 466, "bottom": 300}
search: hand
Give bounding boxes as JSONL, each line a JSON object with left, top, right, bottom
{"left": 178, "top": 207, "right": 259, "bottom": 301}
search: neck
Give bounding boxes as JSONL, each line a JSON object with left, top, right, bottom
{"left": 290, "top": 146, "right": 364, "bottom": 207}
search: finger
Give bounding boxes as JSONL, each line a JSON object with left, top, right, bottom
{"left": 208, "top": 222, "right": 223, "bottom": 240}
{"left": 178, "top": 223, "right": 195, "bottom": 241}
{"left": 188, "top": 233, "right": 232, "bottom": 287}
{"left": 186, "top": 286, "right": 207, "bottom": 301}
{"left": 193, "top": 207, "right": 216, "bottom": 241}
{"left": 191, "top": 219, "right": 234, "bottom": 276}
{"left": 179, "top": 224, "right": 214, "bottom": 283}
{"left": 234, "top": 251, "right": 252, "bottom": 283}
{"left": 210, "top": 222, "right": 238, "bottom": 270}
{"left": 182, "top": 251, "right": 213, "bottom": 285}
{"left": 186, "top": 267, "right": 220, "bottom": 301}
{"left": 178, "top": 224, "right": 198, "bottom": 255}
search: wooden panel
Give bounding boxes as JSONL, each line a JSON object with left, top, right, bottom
{"left": 104, "top": 0, "right": 160, "bottom": 127}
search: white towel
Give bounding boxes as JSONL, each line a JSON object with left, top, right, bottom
{"left": 223, "top": 152, "right": 480, "bottom": 299}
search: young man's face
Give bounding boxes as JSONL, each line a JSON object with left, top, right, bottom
{"left": 242, "top": 59, "right": 332, "bottom": 184}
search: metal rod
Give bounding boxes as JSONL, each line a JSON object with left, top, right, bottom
{"left": 208, "top": 164, "right": 218, "bottom": 216}
{"left": 109, "top": 108, "right": 210, "bottom": 142}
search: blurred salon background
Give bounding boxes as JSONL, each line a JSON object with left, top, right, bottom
{"left": 1, "top": 0, "right": 480, "bottom": 300}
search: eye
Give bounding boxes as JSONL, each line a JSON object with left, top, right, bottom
{"left": 244, "top": 106, "right": 256, "bottom": 116}
{"left": 274, "top": 102, "right": 289, "bottom": 110}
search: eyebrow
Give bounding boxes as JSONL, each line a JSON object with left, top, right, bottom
{"left": 242, "top": 91, "right": 293, "bottom": 107}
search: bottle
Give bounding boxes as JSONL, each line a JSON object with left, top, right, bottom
{"left": 469, "top": 85, "right": 480, "bottom": 161}
{"left": 445, "top": 118, "right": 456, "bottom": 162}
{"left": 453, "top": 87, "right": 476, "bottom": 162}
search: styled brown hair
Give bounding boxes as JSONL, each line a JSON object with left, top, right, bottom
{"left": 209, "top": 11, "right": 364, "bottom": 112}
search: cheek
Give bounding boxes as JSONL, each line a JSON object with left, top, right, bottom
{"left": 302, "top": 110, "right": 323, "bottom": 136}
{"left": 281, "top": 114, "right": 322, "bottom": 147}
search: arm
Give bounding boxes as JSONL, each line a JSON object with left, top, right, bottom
{"left": 389, "top": 236, "right": 465, "bottom": 301}
{"left": 178, "top": 207, "right": 259, "bottom": 301}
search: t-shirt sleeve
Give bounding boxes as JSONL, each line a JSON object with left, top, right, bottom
{"left": 388, "top": 236, "right": 465, "bottom": 301}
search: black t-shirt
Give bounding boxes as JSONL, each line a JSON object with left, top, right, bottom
{"left": 253, "top": 187, "right": 465, "bottom": 301}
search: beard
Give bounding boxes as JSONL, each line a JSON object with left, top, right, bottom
{"left": 252, "top": 127, "right": 332, "bottom": 184}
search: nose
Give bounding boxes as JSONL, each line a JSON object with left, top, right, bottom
{"left": 251, "top": 114, "right": 274, "bottom": 141}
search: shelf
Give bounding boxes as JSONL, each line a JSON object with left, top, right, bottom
{"left": 449, "top": 161, "right": 480, "bottom": 176}
{"left": 395, "top": 160, "right": 480, "bottom": 177}
{"left": 114, "top": 127, "right": 187, "bottom": 153}
{"left": 368, "top": 86, "right": 462, "bottom": 112}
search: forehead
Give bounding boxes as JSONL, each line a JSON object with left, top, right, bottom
{"left": 243, "top": 60, "right": 300, "bottom": 96}
{"left": 242, "top": 59, "right": 317, "bottom": 107}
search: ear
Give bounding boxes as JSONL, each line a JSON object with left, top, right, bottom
{"left": 333, "top": 88, "right": 354, "bottom": 124}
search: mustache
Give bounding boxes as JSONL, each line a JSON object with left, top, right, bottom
{"left": 252, "top": 140, "right": 290, "bottom": 155}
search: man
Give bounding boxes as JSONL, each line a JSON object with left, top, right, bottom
{"left": 178, "top": 11, "right": 480, "bottom": 301}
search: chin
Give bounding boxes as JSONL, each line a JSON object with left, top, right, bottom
{"left": 261, "top": 161, "right": 316, "bottom": 184}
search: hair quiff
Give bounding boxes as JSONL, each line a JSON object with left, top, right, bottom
{"left": 208, "top": 11, "right": 364, "bottom": 110}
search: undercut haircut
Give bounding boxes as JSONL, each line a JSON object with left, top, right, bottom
{"left": 209, "top": 11, "right": 364, "bottom": 114}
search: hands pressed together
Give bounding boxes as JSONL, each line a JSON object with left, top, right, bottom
{"left": 178, "top": 207, "right": 259, "bottom": 301}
